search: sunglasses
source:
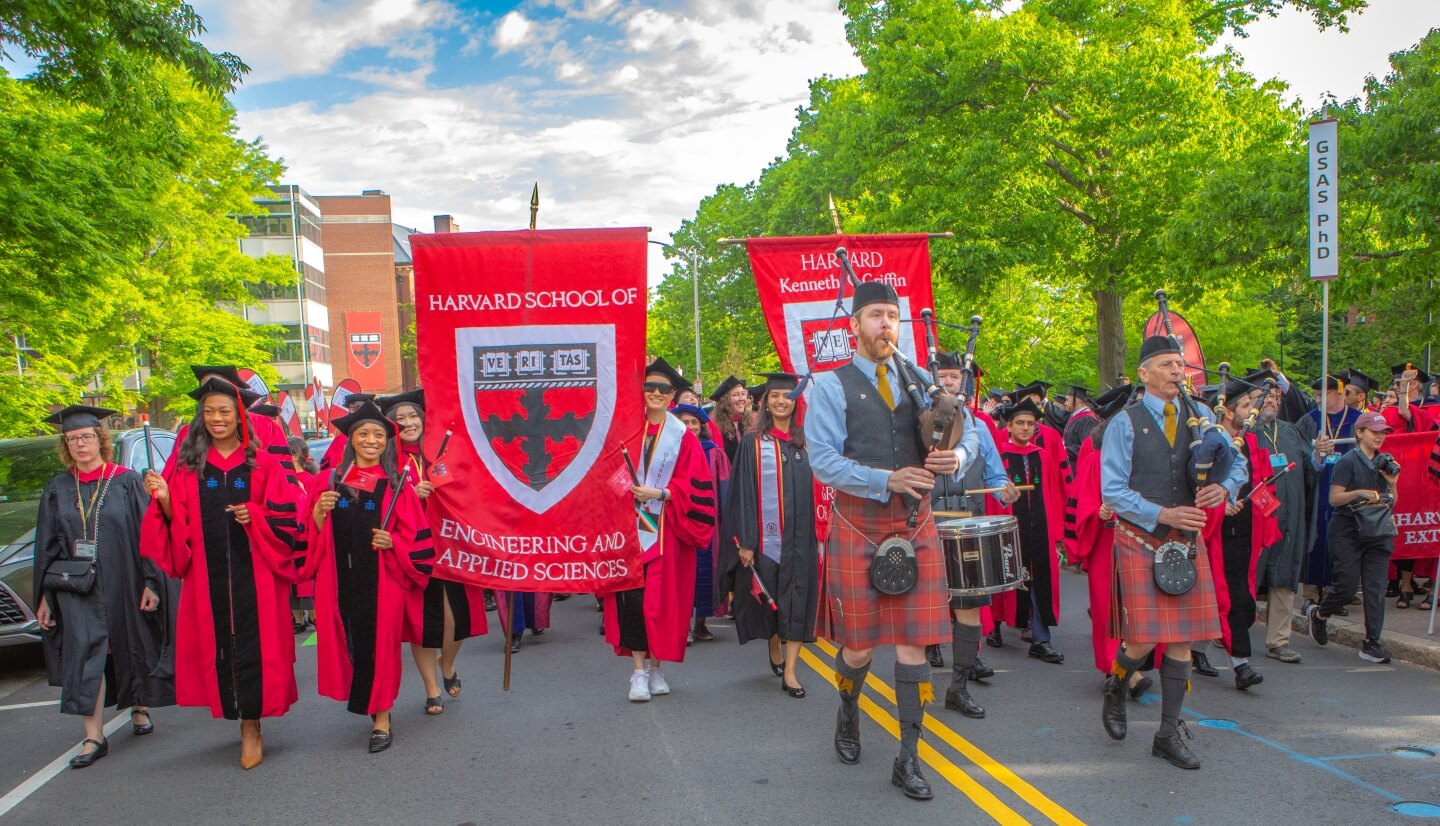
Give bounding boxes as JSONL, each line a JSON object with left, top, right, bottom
{"left": 643, "top": 382, "right": 675, "bottom": 395}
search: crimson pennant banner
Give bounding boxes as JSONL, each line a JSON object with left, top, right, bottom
{"left": 276, "top": 390, "right": 302, "bottom": 437}
{"left": 745, "top": 234, "right": 937, "bottom": 375}
{"left": 1142, "top": 310, "right": 1207, "bottom": 390}
{"left": 412, "top": 228, "right": 648, "bottom": 593}
{"left": 1380, "top": 432, "right": 1440, "bottom": 560}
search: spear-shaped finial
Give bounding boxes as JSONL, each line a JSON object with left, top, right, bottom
{"left": 529, "top": 183, "right": 539, "bottom": 230}
{"left": 828, "top": 193, "right": 843, "bottom": 235}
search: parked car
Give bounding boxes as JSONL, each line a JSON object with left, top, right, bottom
{"left": 0, "top": 429, "right": 176, "bottom": 648}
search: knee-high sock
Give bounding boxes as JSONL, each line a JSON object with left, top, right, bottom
{"left": 952, "top": 622, "right": 981, "bottom": 681}
{"left": 1111, "top": 650, "right": 1146, "bottom": 682}
{"left": 834, "top": 649, "right": 870, "bottom": 700}
{"left": 895, "top": 661, "right": 931, "bottom": 758}
{"left": 1158, "top": 656, "right": 1191, "bottom": 736}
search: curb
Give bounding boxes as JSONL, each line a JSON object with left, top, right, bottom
{"left": 1257, "top": 603, "right": 1440, "bottom": 671}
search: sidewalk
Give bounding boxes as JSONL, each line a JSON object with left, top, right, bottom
{"left": 1258, "top": 591, "right": 1440, "bottom": 670}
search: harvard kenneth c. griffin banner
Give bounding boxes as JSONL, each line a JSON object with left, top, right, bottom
{"left": 411, "top": 228, "right": 648, "bottom": 593}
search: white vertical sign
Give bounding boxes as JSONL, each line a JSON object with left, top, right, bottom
{"left": 1309, "top": 119, "right": 1338, "bottom": 280}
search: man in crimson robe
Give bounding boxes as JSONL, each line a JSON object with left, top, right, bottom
{"left": 988, "top": 399, "right": 1067, "bottom": 664}
{"left": 602, "top": 357, "right": 717, "bottom": 701}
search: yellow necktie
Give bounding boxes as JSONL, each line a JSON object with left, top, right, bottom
{"left": 876, "top": 364, "right": 895, "bottom": 411}
{"left": 1163, "top": 401, "right": 1177, "bottom": 447}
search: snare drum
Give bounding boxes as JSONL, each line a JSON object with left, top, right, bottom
{"left": 938, "top": 515, "right": 1026, "bottom": 596}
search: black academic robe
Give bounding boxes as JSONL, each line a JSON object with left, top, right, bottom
{"left": 718, "top": 431, "right": 820, "bottom": 644}
{"left": 1254, "top": 419, "right": 1314, "bottom": 592}
{"left": 35, "top": 465, "right": 175, "bottom": 715}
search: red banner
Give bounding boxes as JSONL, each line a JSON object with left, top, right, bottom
{"left": 745, "top": 234, "right": 936, "bottom": 375}
{"left": 329, "top": 378, "right": 361, "bottom": 423}
{"left": 412, "top": 228, "right": 648, "bottom": 593}
{"left": 344, "top": 311, "right": 387, "bottom": 390}
{"left": 1142, "top": 310, "right": 1207, "bottom": 388}
{"left": 1384, "top": 432, "right": 1440, "bottom": 560}
{"left": 276, "top": 391, "right": 302, "bottom": 437}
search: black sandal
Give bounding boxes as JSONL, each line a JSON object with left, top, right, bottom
{"left": 368, "top": 728, "right": 393, "bottom": 754}
{"left": 131, "top": 708, "right": 154, "bottom": 736}
{"left": 425, "top": 696, "right": 444, "bottom": 715}
{"left": 1398, "top": 590, "right": 1414, "bottom": 609}
{"left": 443, "top": 671, "right": 462, "bottom": 698}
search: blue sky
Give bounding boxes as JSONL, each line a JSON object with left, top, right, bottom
{"left": 176, "top": 1, "right": 1440, "bottom": 280}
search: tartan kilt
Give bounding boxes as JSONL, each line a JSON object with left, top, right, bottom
{"left": 824, "top": 492, "right": 950, "bottom": 649}
{"left": 1113, "top": 521, "right": 1221, "bottom": 645}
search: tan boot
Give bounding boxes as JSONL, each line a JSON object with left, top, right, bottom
{"left": 240, "top": 720, "right": 264, "bottom": 770}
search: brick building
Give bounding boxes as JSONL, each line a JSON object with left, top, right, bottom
{"left": 317, "top": 190, "right": 403, "bottom": 394}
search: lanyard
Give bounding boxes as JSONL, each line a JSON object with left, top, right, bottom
{"left": 73, "top": 465, "right": 115, "bottom": 542}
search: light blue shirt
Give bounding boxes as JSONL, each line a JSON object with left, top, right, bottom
{"left": 1100, "top": 391, "right": 1247, "bottom": 532}
{"left": 806, "top": 353, "right": 979, "bottom": 503}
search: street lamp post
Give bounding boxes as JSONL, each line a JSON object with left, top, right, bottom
{"left": 648, "top": 240, "right": 702, "bottom": 391}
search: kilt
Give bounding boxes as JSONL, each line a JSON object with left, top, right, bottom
{"left": 1113, "top": 521, "right": 1221, "bottom": 644}
{"left": 825, "top": 492, "right": 950, "bottom": 649}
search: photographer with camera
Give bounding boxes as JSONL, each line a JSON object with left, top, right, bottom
{"left": 1305, "top": 412, "right": 1402, "bottom": 663}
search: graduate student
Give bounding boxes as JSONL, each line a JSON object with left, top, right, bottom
{"left": 304, "top": 401, "right": 434, "bottom": 753}
{"left": 142, "top": 374, "right": 306, "bottom": 770}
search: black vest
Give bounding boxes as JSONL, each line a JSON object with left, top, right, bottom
{"left": 1123, "top": 399, "right": 1194, "bottom": 541}
{"left": 835, "top": 362, "right": 925, "bottom": 472}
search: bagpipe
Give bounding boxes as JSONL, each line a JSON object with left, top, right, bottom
{"left": 1154, "top": 290, "right": 1235, "bottom": 491}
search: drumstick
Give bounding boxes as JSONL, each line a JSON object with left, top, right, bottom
{"left": 967, "top": 484, "right": 1036, "bottom": 494}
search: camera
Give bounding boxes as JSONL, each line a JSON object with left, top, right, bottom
{"left": 1375, "top": 452, "right": 1401, "bottom": 476}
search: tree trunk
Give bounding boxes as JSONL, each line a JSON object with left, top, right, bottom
{"left": 1094, "top": 286, "right": 1126, "bottom": 389}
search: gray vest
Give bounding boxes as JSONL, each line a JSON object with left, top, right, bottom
{"left": 835, "top": 362, "right": 925, "bottom": 472}
{"left": 1123, "top": 400, "right": 1194, "bottom": 541}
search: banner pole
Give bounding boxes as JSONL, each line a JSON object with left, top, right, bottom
{"left": 501, "top": 591, "right": 514, "bottom": 691}
{"left": 1321, "top": 280, "right": 1331, "bottom": 440}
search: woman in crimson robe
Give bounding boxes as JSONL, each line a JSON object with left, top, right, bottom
{"left": 603, "top": 357, "right": 717, "bottom": 702}
{"left": 141, "top": 377, "right": 305, "bottom": 770}
{"left": 378, "top": 390, "right": 487, "bottom": 715}
{"left": 303, "top": 401, "right": 433, "bottom": 753}
{"left": 160, "top": 367, "right": 297, "bottom": 473}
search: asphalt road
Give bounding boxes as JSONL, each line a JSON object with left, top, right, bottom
{"left": 3, "top": 573, "right": 1440, "bottom": 825}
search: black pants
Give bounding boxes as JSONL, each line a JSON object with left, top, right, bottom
{"left": 1223, "top": 542, "right": 1257, "bottom": 658}
{"left": 1319, "top": 516, "right": 1395, "bottom": 641}
{"left": 614, "top": 587, "right": 649, "bottom": 652}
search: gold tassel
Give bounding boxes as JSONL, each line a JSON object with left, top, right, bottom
{"left": 835, "top": 675, "right": 854, "bottom": 694}
{"left": 1110, "top": 662, "right": 1130, "bottom": 681}
{"left": 1186, "top": 679, "right": 1193, "bottom": 695}
{"left": 918, "top": 681, "right": 935, "bottom": 706}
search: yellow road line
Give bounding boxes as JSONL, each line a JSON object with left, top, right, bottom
{"left": 798, "top": 645, "right": 1031, "bottom": 826}
{"left": 811, "top": 638, "right": 1086, "bottom": 826}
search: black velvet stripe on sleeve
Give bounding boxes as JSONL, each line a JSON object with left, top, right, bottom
{"left": 693, "top": 478, "right": 714, "bottom": 491}
{"left": 685, "top": 509, "right": 715, "bottom": 526}
{"left": 692, "top": 494, "right": 715, "bottom": 507}
{"left": 269, "top": 516, "right": 299, "bottom": 530}
{"left": 268, "top": 445, "right": 293, "bottom": 456}
{"left": 414, "top": 528, "right": 433, "bottom": 542}
{"left": 267, "top": 500, "right": 297, "bottom": 513}
{"left": 409, "top": 548, "right": 436, "bottom": 561}
{"left": 414, "top": 563, "right": 435, "bottom": 576}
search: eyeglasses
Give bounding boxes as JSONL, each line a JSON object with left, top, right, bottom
{"left": 64, "top": 433, "right": 99, "bottom": 445}
{"left": 643, "top": 382, "right": 675, "bottom": 394}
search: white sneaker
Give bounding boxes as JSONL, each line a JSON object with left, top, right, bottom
{"left": 628, "top": 670, "right": 652, "bottom": 702}
{"left": 648, "top": 668, "right": 671, "bottom": 696}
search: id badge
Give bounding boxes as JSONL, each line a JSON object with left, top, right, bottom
{"left": 1270, "top": 453, "right": 1288, "bottom": 469}
{"left": 73, "top": 540, "right": 97, "bottom": 559}
{"left": 1325, "top": 452, "right": 1341, "bottom": 466}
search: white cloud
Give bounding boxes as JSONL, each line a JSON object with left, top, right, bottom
{"left": 492, "top": 11, "right": 536, "bottom": 54}
{"left": 194, "top": 0, "right": 457, "bottom": 84}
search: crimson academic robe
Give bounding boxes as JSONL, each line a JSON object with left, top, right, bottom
{"left": 302, "top": 470, "right": 433, "bottom": 715}
{"left": 603, "top": 423, "right": 716, "bottom": 663}
{"left": 292, "top": 469, "right": 320, "bottom": 601}
{"left": 141, "top": 449, "right": 304, "bottom": 719}
{"left": 1382, "top": 403, "right": 1438, "bottom": 434}
{"left": 989, "top": 438, "right": 1066, "bottom": 629}
{"left": 396, "top": 441, "right": 488, "bottom": 647}
{"left": 1200, "top": 432, "right": 1281, "bottom": 653}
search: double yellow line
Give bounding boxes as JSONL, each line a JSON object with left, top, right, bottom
{"left": 801, "top": 638, "right": 1086, "bottom": 826}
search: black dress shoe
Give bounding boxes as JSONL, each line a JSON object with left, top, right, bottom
{"left": 769, "top": 655, "right": 785, "bottom": 677}
{"left": 368, "top": 728, "right": 393, "bottom": 754}
{"left": 971, "top": 658, "right": 994, "bottom": 680}
{"left": 891, "top": 755, "right": 934, "bottom": 800}
{"left": 69, "top": 738, "right": 108, "bottom": 769}
{"left": 1152, "top": 727, "right": 1200, "bottom": 769}
{"left": 1190, "top": 651, "right": 1219, "bottom": 677}
{"left": 834, "top": 701, "right": 861, "bottom": 765}
{"left": 509, "top": 632, "right": 523, "bottom": 653}
{"left": 985, "top": 627, "right": 1003, "bottom": 648}
{"left": 1101, "top": 675, "right": 1127, "bottom": 740}
{"left": 944, "top": 674, "right": 985, "bottom": 719}
{"left": 1128, "top": 675, "right": 1154, "bottom": 700}
{"left": 781, "top": 679, "right": 806, "bottom": 699}
{"left": 1028, "top": 642, "right": 1064, "bottom": 664}
{"left": 1233, "top": 662, "right": 1263, "bottom": 690}
{"left": 131, "top": 709, "right": 154, "bottom": 736}
{"left": 925, "top": 644, "right": 944, "bottom": 668}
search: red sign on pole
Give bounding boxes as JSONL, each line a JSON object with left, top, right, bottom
{"left": 344, "top": 311, "right": 387, "bottom": 389}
